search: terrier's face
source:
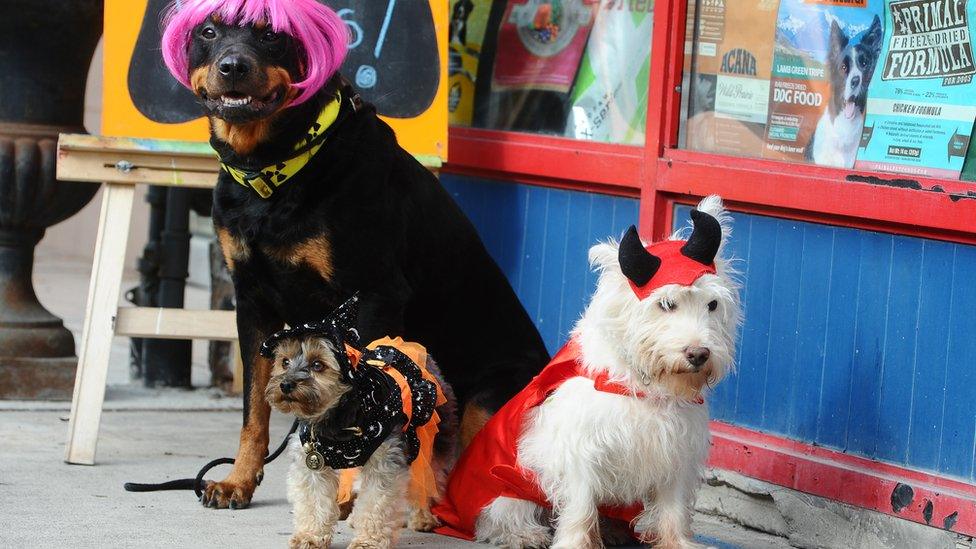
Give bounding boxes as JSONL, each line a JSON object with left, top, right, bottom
{"left": 265, "top": 337, "right": 350, "bottom": 420}
{"left": 627, "top": 276, "right": 738, "bottom": 395}
{"left": 586, "top": 209, "right": 740, "bottom": 399}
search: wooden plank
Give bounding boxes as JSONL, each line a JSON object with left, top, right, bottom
{"left": 57, "top": 134, "right": 219, "bottom": 188}
{"left": 57, "top": 134, "right": 442, "bottom": 189}
{"left": 65, "top": 183, "right": 135, "bottom": 465}
{"left": 114, "top": 307, "right": 237, "bottom": 341}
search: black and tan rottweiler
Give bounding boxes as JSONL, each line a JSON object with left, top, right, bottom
{"left": 176, "top": 15, "right": 550, "bottom": 508}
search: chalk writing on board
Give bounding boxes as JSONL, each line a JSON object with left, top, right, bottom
{"left": 325, "top": 0, "right": 440, "bottom": 118}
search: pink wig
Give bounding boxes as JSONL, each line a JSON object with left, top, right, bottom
{"left": 161, "top": 0, "right": 349, "bottom": 105}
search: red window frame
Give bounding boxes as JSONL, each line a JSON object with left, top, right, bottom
{"left": 442, "top": 0, "right": 976, "bottom": 247}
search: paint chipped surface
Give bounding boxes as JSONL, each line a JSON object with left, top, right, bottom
{"left": 891, "top": 483, "right": 914, "bottom": 513}
{"left": 846, "top": 174, "right": 976, "bottom": 202}
{"left": 944, "top": 511, "right": 959, "bottom": 530}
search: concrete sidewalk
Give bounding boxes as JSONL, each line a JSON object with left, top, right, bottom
{"left": 0, "top": 401, "right": 794, "bottom": 549}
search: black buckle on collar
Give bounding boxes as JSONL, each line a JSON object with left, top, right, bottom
{"left": 239, "top": 168, "right": 264, "bottom": 182}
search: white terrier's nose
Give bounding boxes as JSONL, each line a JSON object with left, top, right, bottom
{"left": 684, "top": 346, "right": 710, "bottom": 368}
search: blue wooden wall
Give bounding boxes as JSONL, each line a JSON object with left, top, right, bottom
{"left": 440, "top": 175, "right": 638, "bottom": 352}
{"left": 675, "top": 205, "right": 976, "bottom": 483}
{"left": 443, "top": 175, "right": 976, "bottom": 483}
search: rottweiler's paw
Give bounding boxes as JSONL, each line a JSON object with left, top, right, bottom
{"left": 289, "top": 532, "right": 331, "bottom": 549}
{"left": 200, "top": 479, "right": 254, "bottom": 509}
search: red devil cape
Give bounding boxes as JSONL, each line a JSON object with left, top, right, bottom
{"left": 432, "top": 340, "right": 645, "bottom": 540}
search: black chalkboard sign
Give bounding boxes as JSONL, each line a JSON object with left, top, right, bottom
{"left": 127, "top": 0, "right": 441, "bottom": 124}
{"left": 128, "top": 0, "right": 202, "bottom": 124}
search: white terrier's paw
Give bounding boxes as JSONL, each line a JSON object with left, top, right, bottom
{"left": 486, "top": 526, "right": 552, "bottom": 549}
{"left": 407, "top": 507, "right": 441, "bottom": 532}
{"left": 647, "top": 536, "right": 712, "bottom": 549}
{"left": 289, "top": 531, "right": 331, "bottom": 549}
{"left": 551, "top": 536, "right": 600, "bottom": 549}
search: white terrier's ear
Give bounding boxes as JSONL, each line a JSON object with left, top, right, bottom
{"left": 588, "top": 241, "right": 619, "bottom": 272}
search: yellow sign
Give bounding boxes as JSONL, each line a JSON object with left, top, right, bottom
{"left": 102, "top": 0, "right": 448, "bottom": 161}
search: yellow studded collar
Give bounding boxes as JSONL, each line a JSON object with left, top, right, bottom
{"left": 219, "top": 91, "right": 356, "bottom": 199}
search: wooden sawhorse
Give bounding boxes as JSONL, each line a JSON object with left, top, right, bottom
{"left": 56, "top": 134, "right": 238, "bottom": 465}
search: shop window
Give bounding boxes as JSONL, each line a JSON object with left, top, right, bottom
{"left": 448, "top": 0, "right": 654, "bottom": 145}
{"left": 680, "top": 0, "right": 976, "bottom": 182}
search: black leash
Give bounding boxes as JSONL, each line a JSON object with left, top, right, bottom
{"left": 123, "top": 419, "right": 299, "bottom": 497}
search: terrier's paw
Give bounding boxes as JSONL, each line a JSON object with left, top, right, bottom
{"left": 347, "top": 537, "right": 391, "bottom": 549}
{"left": 289, "top": 531, "right": 331, "bottom": 549}
{"left": 407, "top": 507, "right": 441, "bottom": 532}
{"left": 649, "top": 536, "right": 710, "bottom": 549}
{"left": 200, "top": 478, "right": 255, "bottom": 509}
{"left": 600, "top": 517, "right": 635, "bottom": 546}
{"left": 551, "top": 538, "right": 599, "bottom": 549}
{"left": 484, "top": 526, "right": 552, "bottom": 549}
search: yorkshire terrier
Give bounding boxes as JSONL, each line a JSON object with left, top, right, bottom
{"left": 263, "top": 296, "right": 458, "bottom": 549}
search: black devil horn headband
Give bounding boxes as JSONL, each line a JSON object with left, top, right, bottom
{"left": 680, "top": 209, "right": 722, "bottom": 266}
{"left": 618, "top": 225, "right": 660, "bottom": 287}
{"left": 617, "top": 208, "right": 722, "bottom": 290}
{"left": 259, "top": 293, "right": 362, "bottom": 358}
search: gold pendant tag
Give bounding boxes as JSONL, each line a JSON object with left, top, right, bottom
{"left": 305, "top": 449, "right": 325, "bottom": 470}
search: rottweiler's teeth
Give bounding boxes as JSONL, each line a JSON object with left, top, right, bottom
{"left": 221, "top": 96, "right": 253, "bottom": 107}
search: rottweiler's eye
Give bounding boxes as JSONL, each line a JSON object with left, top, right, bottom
{"left": 281, "top": 358, "right": 291, "bottom": 368}
{"left": 708, "top": 300, "right": 718, "bottom": 312}
{"left": 201, "top": 27, "right": 217, "bottom": 40}
{"left": 261, "top": 30, "right": 280, "bottom": 43}
{"left": 310, "top": 360, "right": 325, "bottom": 372}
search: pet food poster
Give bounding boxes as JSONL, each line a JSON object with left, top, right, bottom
{"left": 492, "top": 0, "right": 599, "bottom": 93}
{"left": 763, "top": 0, "right": 884, "bottom": 166}
{"left": 856, "top": 0, "right": 976, "bottom": 179}
{"left": 565, "top": 0, "right": 654, "bottom": 144}
{"left": 448, "top": 0, "right": 496, "bottom": 126}
{"left": 684, "top": 0, "right": 781, "bottom": 157}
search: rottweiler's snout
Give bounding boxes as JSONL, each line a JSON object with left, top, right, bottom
{"left": 217, "top": 53, "right": 252, "bottom": 79}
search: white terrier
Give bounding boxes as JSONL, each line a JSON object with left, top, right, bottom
{"left": 434, "top": 196, "right": 741, "bottom": 549}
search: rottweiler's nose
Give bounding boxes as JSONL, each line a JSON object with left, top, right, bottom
{"left": 684, "top": 346, "right": 711, "bottom": 367}
{"left": 218, "top": 54, "right": 251, "bottom": 78}
{"left": 279, "top": 380, "right": 295, "bottom": 394}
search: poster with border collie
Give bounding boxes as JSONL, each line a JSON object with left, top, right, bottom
{"left": 764, "top": 0, "right": 884, "bottom": 165}
{"left": 807, "top": 16, "right": 883, "bottom": 168}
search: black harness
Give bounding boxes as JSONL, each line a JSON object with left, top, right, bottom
{"left": 260, "top": 294, "right": 441, "bottom": 471}
{"left": 297, "top": 344, "right": 440, "bottom": 470}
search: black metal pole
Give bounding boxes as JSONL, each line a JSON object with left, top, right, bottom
{"left": 128, "top": 185, "right": 167, "bottom": 380}
{"left": 142, "top": 187, "right": 193, "bottom": 387}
